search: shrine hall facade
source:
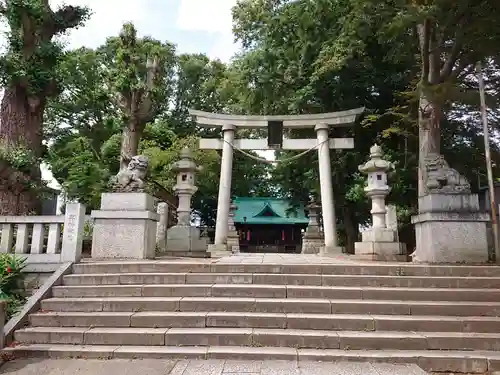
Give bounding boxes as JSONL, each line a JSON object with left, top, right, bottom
{"left": 232, "top": 197, "right": 309, "bottom": 253}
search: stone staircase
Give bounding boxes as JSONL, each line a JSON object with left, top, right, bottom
{"left": 7, "top": 259, "right": 500, "bottom": 373}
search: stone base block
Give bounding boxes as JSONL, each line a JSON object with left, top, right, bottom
{"left": 350, "top": 253, "right": 408, "bottom": 262}
{"left": 165, "top": 225, "right": 209, "bottom": 257}
{"left": 101, "top": 192, "right": 155, "bottom": 211}
{"left": 320, "top": 246, "right": 345, "bottom": 256}
{"left": 301, "top": 238, "right": 324, "bottom": 254}
{"left": 91, "top": 193, "right": 159, "bottom": 260}
{"left": 361, "top": 228, "right": 396, "bottom": 243}
{"left": 227, "top": 230, "right": 240, "bottom": 254}
{"left": 354, "top": 241, "right": 407, "bottom": 262}
{"left": 411, "top": 212, "right": 490, "bottom": 263}
{"left": 418, "top": 193, "right": 480, "bottom": 213}
{"left": 226, "top": 240, "right": 240, "bottom": 254}
{"left": 162, "top": 250, "right": 211, "bottom": 258}
{"left": 208, "top": 244, "right": 232, "bottom": 258}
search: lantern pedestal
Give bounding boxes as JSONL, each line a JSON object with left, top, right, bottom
{"left": 354, "top": 228, "right": 407, "bottom": 261}
{"left": 226, "top": 236, "right": 240, "bottom": 254}
{"left": 302, "top": 234, "right": 324, "bottom": 254}
{"left": 166, "top": 225, "right": 210, "bottom": 258}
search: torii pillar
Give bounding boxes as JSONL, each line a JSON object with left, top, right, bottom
{"left": 214, "top": 124, "right": 235, "bottom": 246}
{"left": 190, "top": 108, "right": 365, "bottom": 254}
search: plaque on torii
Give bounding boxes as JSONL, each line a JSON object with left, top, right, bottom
{"left": 189, "top": 108, "right": 365, "bottom": 256}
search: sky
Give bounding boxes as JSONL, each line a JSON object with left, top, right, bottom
{"left": 35, "top": 0, "right": 242, "bottom": 188}
{"left": 54, "top": 0, "right": 240, "bottom": 61}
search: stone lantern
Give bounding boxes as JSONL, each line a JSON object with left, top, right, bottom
{"left": 354, "top": 144, "right": 406, "bottom": 261}
{"left": 301, "top": 197, "right": 324, "bottom": 254}
{"left": 361, "top": 144, "right": 392, "bottom": 229}
{"left": 226, "top": 199, "right": 240, "bottom": 254}
{"left": 172, "top": 147, "right": 201, "bottom": 225}
{"left": 165, "top": 147, "right": 209, "bottom": 258}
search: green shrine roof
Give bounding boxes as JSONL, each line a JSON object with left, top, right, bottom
{"left": 232, "top": 197, "right": 309, "bottom": 225}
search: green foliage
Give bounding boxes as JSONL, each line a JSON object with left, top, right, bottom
{"left": 169, "top": 54, "right": 230, "bottom": 137}
{"left": 0, "top": 0, "right": 91, "bottom": 96}
{"left": 0, "top": 143, "right": 39, "bottom": 175}
{"left": 231, "top": 0, "right": 417, "bottom": 231}
{"left": 0, "top": 142, "right": 53, "bottom": 199}
{"left": 47, "top": 136, "right": 111, "bottom": 209}
{"left": 44, "top": 37, "right": 271, "bottom": 222}
{"left": 100, "top": 22, "right": 177, "bottom": 125}
{"left": 0, "top": 254, "right": 26, "bottom": 321}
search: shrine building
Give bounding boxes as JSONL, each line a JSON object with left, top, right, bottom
{"left": 232, "top": 197, "right": 309, "bottom": 253}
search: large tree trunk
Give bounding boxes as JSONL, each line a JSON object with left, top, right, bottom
{"left": 342, "top": 205, "right": 358, "bottom": 254}
{"left": 119, "top": 124, "right": 142, "bottom": 170}
{"left": 0, "top": 86, "right": 44, "bottom": 215}
{"left": 416, "top": 19, "right": 443, "bottom": 198}
{"left": 417, "top": 93, "right": 442, "bottom": 197}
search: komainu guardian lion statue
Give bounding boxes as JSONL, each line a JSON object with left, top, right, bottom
{"left": 423, "top": 153, "right": 471, "bottom": 195}
{"left": 110, "top": 155, "right": 149, "bottom": 193}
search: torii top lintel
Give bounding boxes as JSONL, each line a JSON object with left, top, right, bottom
{"left": 188, "top": 107, "right": 365, "bottom": 128}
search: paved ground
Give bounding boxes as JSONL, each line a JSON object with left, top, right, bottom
{"left": 215, "top": 253, "right": 359, "bottom": 264}
{"left": 138, "top": 253, "right": 394, "bottom": 265}
{"left": 0, "top": 359, "right": 428, "bottom": 374}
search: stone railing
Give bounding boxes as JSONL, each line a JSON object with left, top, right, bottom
{"left": 0, "top": 203, "right": 85, "bottom": 264}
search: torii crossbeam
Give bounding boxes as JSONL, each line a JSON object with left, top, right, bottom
{"left": 189, "top": 107, "right": 365, "bottom": 255}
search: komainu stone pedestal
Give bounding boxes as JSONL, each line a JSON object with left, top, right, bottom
{"left": 411, "top": 194, "right": 489, "bottom": 263}
{"left": 165, "top": 226, "right": 210, "bottom": 258}
{"left": 91, "top": 193, "right": 159, "bottom": 259}
{"left": 354, "top": 228, "right": 406, "bottom": 261}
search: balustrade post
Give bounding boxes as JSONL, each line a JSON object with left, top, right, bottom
{"left": 61, "top": 203, "right": 86, "bottom": 263}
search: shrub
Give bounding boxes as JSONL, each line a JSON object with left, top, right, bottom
{"left": 0, "top": 254, "right": 26, "bottom": 321}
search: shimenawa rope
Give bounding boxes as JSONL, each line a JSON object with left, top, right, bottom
{"left": 223, "top": 138, "right": 329, "bottom": 164}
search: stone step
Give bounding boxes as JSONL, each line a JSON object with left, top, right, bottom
{"left": 50, "top": 284, "right": 500, "bottom": 302}
{"left": 62, "top": 272, "right": 500, "bottom": 289}
{"left": 72, "top": 261, "right": 500, "bottom": 277}
{"left": 5, "top": 344, "right": 500, "bottom": 373}
{"left": 162, "top": 251, "right": 211, "bottom": 258}
{"left": 28, "top": 311, "right": 500, "bottom": 333}
{"left": 14, "top": 327, "right": 500, "bottom": 351}
{"left": 40, "top": 297, "right": 500, "bottom": 316}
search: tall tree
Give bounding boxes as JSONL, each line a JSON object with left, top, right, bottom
{"left": 168, "top": 53, "right": 229, "bottom": 138}
{"left": 101, "top": 23, "right": 176, "bottom": 170}
{"left": 312, "top": 0, "right": 500, "bottom": 196}
{"left": 0, "top": 0, "right": 89, "bottom": 214}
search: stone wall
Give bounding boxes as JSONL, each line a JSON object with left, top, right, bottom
{"left": 23, "top": 272, "right": 52, "bottom": 296}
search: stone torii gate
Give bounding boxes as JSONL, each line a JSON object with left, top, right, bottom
{"left": 189, "top": 108, "right": 365, "bottom": 255}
